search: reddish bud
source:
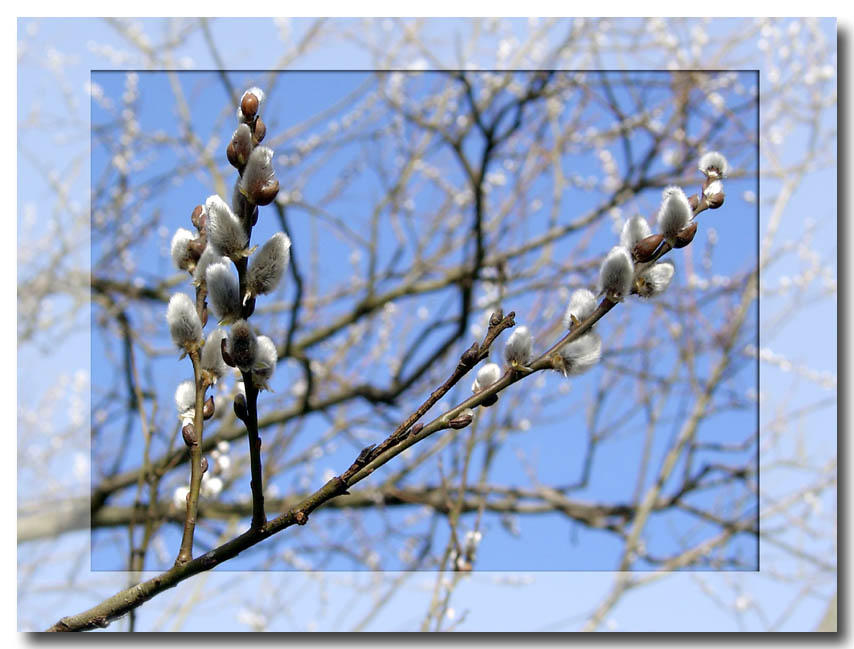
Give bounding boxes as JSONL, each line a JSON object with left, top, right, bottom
{"left": 253, "top": 117, "right": 266, "bottom": 144}
{"left": 706, "top": 192, "right": 725, "bottom": 209}
{"left": 227, "top": 141, "right": 240, "bottom": 169}
{"left": 191, "top": 205, "right": 205, "bottom": 230}
{"left": 221, "top": 338, "right": 235, "bottom": 367}
{"left": 200, "top": 456, "right": 209, "bottom": 473}
{"left": 672, "top": 221, "right": 698, "bottom": 248}
{"left": 449, "top": 413, "right": 473, "bottom": 429}
{"left": 187, "top": 237, "right": 207, "bottom": 259}
{"left": 241, "top": 92, "right": 259, "bottom": 119}
{"left": 253, "top": 179, "right": 279, "bottom": 206}
{"left": 234, "top": 393, "right": 247, "bottom": 420}
{"left": 203, "top": 395, "right": 215, "bottom": 420}
{"left": 182, "top": 423, "right": 197, "bottom": 447}
{"left": 632, "top": 233, "right": 664, "bottom": 262}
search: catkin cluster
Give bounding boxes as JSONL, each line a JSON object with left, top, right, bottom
{"left": 166, "top": 87, "right": 290, "bottom": 478}
{"left": 459, "top": 151, "right": 728, "bottom": 425}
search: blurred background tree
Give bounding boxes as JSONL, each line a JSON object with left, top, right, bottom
{"left": 16, "top": 17, "right": 836, "bottom": 632}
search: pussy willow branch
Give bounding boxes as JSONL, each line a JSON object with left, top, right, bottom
{"left": 175, "top": 349, "right": 206, "bottom": 565}
{"left": 232, "top": 215, "right": 267, "bottom": 532}
{"left": 48, "top": 188, "right": 717, "bottom": 631}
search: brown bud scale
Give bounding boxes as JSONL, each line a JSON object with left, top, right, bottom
{"left": 191, "top": 205, "right": 204, "bottom": 230}
{"left": 706, "top": 192, "right": 725, "bottom": 209}
{"left": 203, "top": 395, "right": 215, "bottom": 420}
{"left": 481, "top": 394, "right": 499, "bottom": 407}
{"left": 633, "top": 233, "right": 664, "bottom": 262}
{"left": 449, "top": 414, "right": 473, "bottom": 429}
{"left": 253, "top": 117, "right": 266, "bottom": 144}
{"left": 182, "top": 423, "right": 197, "bottom": 447}
{"left": 221, "top": 338, "right": 235, "bottom": 367}
{"left": 672, "top": 221, "right": 698, "bottom": 249}
{"left": 241, "top": 92, "right": 259, "bottom": 119}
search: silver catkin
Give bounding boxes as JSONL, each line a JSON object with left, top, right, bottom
{"left": 246, "top": 232, "right": 291, "bottom": 301}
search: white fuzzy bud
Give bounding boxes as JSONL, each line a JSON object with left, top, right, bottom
{"left": 504, "top": 326, "right": 533, "bottom": 366}
{"left": 171, "top": 228, "right": 195, "bottom": 271}
{"left": 563, "top": 288, "right": 598, "bottom": 329}
{"left": 201, "top": 475, "right": 223, "bottom": 498}
{"left": 206, "top": 194, "right": 248, "bottom": 259}
{"left": 559, "top": 332, "right": 602, "bottom": 375}
{"left": 703, "top": 180, "right": 723, "bottom": 197}
{"left": 698, "top": 151, "right": 728, "bottom": 178}
{"left": 228, "top": 320, "right": 257, "bottom": 372}
{"left": 239, "top": 146, "right": 279, "bottom": 206}
{"left": 246, "top": 232, "right": 291, "bottom": 302}
{"left": 636, "top": 261, "right": 675, "bottom": 298}
{"left": 215, "top": 454, "right": 231, "bottom": 473}
{"left": 173, "top": 485, "right": 190, "bottom": 508}
{"left": 206, "top": 262, "right": 241, "bottom": 324}
{"left": 193, "top": 245, "right": 224, "bottom": 286}
{"left": 598, "top": 246, "right": 634, "bottom": 303}
{"left": 472, "top": 362, "right": 502, "bottom": 394}
{"left": 201, "top": 329, "right": 228, "bottom": 381}
{"left": 252, "top": 335, "right": 278, "bottom": 391}
{"left": 657, "top": 186, "right": 692, "bottom": 246}
{"left": 166, "top": 293, "right": 202, "bottom": 351}
{"left": 463, "top": 529, "right": 482, "bottom": 555}
{"left": 620, "top": 215, "right": 652, "bottom": 251}
{"left": 174, "top": 380, "right": 196, "bottom": 417}
{"left": 217, "top": 440, "right": 231, "bottom": 454}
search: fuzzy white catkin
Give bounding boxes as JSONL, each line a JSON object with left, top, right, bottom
{"left": 636, "top": 261, "right": 675, "bottom": 298}
{"left": 246, "top": 232, "right": 291, "bottom": 301}
{"left": 560, "top": 331, "right": 602, "bottom": 375}
{"left": 252, "top": 335, "right": 278, "bottom": 390}
{"left": 698, "top": 151, "right": 728, "bottom": 178}
{"left": 598, "top": 246, "right": 634, "bottom": 302}
{"left": 206, "top": 262, "right": 241, "bottom": 324}
{"left": 504, "top": 326, "right": 533, "bottom": 366}
{"left": 563, "top": 288, "right": 598, "bottom": 329}
{"left": 240, "top": 147, "right": 276, "bottom": 198}
{"left": 229, "top": 320, "right": 257, "bottom": 372}
{"left": 206, "top": 194, "right": 248, "bottom": 259}
{"left": 657, "top": 186, "right": 692, "bottom": 244}
{"left": 201, "top": 475, "right": 223, "bottom": 498}
{"left": 166, "top": 293, "right": 202, "bottom": 350}
{"left": 703, "top": 180, "right": 723, "bottom": 197}
{"left": 472, "top": 362, "right": 502, "bottom": 394}
{"left": 620, "top": 215, "right": 652, "bottom": 251}
{"left": 201, "top": 329, "right": 229, "bottom": 380}
{"left": 171, "top": 228, "right": 195, "bottom": 271}
{"left": 173, "top": 486, "right": 190, "bottom": 508}
{"left": 174, "top": 380, "right": 196, "bottom": 415}
{"left": 193, "top": 245, "right": 222, "bottom": 286}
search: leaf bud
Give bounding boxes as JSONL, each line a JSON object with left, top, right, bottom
{"left": 203, "top": 395, "right": 215, "bottom": 420}
{"left": 182, "top": 423, "right": 197, "bottom": 447}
